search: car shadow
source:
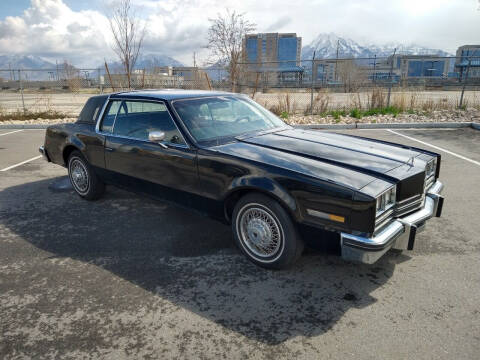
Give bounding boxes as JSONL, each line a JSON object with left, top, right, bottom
{"left": 1, "top": 176, "right": 409, "bottom": 345}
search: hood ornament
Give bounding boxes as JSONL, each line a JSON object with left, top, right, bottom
{"left": 406, "top": 157, "right": 415, "bottom": 167}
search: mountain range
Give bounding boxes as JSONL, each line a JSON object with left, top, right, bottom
{"left": 104, "top": 54, "right": 184, "bottom": 71}
{"left": 301, "top": 33, "right": 453, "bottom": 60}
{"left": 0, "top": 54, "right": 184, "bottom": 72}
{"left": 0, "top": 54, "right": 56, "bottom": 70}
{"left": 0, "top": 33, "right": 454, "bottom": 73}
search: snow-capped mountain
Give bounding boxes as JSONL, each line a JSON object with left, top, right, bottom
{"left": 302, "top": 33, "right": 372, "bottom": 60}
{"left": 301, "top": 33, "right": 452, "bottom": 59}
{"left": 0, "top": 54, "right": 56, "bottom": 69}
{"left": 134, "top": 54, "right": 184, "bottom": 68}
{"left": 365, "top": 43, "right": 452, "bottom": 57}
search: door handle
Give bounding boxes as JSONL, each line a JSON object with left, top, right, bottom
{"left": 105, "top": 147, "right": 114, "bottom": 152}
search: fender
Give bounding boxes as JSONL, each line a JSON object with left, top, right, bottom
{"left": 224, "top": 176, "right": 298, "bottom": 221}
{"left": 62, "top": 135, "right": 87, "bottom": 164}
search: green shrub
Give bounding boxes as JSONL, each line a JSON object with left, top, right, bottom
{"left": 350, "top": 108, "right": 362, "bottom": 119}
{"left": 280, "top": 111, "right": 289, "bottom": 119}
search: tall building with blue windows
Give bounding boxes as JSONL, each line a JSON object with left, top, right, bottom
{"left": 243, "top": 33, "right": 303, "bottom": 85}
{"left": 243, "top": 33, "right": 302, "bottom": 67}
{"left": 455, "top": 45, "right": 480, "bottom": 80}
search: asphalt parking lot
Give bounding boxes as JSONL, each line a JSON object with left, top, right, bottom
{"left": 1, "top": 127, "right": 479, "bottom": 359}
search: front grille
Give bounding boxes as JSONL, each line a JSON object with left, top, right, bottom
{"left": 374, "top": 193, "right": 425, "bottom": 234}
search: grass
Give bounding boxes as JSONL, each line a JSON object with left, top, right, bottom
{"left": 0, "top": 109, "right": 69, "bottom": 121}
{"left": 323, "top": 110, "right": 347, "bottom": 119}
{"left": 318, "top": 106, "right": 404, "bottom": 120}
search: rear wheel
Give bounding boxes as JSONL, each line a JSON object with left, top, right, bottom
{"left": 232, "top": 193, "right": 304, "bottom": 269}
{"left": 68, "top": 150, "right": 105, "bottom": 200}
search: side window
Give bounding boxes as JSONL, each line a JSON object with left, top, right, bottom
{"left": 100, "top": 100, "right": 122, "bottom": 133}
{"left": 113, "top": 101, "right": 186, "bottom": 145}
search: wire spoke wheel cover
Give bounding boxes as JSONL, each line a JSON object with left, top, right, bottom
{"left": 237, "top": 204, "right": 284, "bottom": 261}
{"left": 69, "top": 158, "right": 89, "bottom": 194}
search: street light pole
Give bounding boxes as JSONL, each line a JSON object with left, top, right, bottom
{"left": 310, "top": 50, "right": 316, "bottom": 118}
{"left": 459, "top": 58, "right": 471, "bottom": 109}
{"left": 386, "top": 48, "right": 397, "bottom": 107}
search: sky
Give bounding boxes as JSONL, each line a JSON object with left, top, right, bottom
{"left": 0, "top": 0, "right": 479, "bottom": 67}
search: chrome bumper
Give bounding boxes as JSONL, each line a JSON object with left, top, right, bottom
{"left": 39, "top": 146, "right": 50, "bottom": 162}
{"left": 341, "top": 180, "right": 444, "bottom": 264}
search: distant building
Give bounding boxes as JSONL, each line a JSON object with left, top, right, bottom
{"left": 312, "top": 59, "right": 337, "bottom": 83}
{"left": 401, "top": 56, "right": 449, "bottom": 78}
{"left": 455, "top": 45, "right": 480, "bottom": 79}
{"left": 109, "top": 71, "right": 183, "bottom": 88}
{"left": 243, "top": 33, "right": 302, "bottom": 66}
{"left": 311, "top": 54, "right": 450, "bottom": 86}
{"left": 243, "top": 33, "right": 303, "bottom": 85}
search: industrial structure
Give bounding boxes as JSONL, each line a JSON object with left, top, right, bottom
{"left": 455, "top": 45, "right": 480, "bottom": 80}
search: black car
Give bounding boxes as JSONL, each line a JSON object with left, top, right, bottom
{"left": 39, "top": 90, "right": 444, "bottom": 269}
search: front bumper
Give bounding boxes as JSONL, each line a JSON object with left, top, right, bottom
{"left": 39, "top": 146, "right": 50, "bottom": 162}
{"left": 341, "top": 180, "right": 444, "bottom": 264}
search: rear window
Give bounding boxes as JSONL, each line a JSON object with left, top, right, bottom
{"left": 76, "top": 96, "right": 108, "bottom": 124}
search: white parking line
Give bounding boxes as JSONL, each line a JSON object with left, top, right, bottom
{"left": 387, "top": 129, "right": 480, "bottom": 167}
{"left": 0, "top": 156, "right": 42, "bottom": 172}
{"left": 0, "top": 130, "right": 23, "bottom": 136}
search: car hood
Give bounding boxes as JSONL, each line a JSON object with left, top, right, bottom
{"left": 237, "top": 128, "right": 423, "bottom": 175}
{"left": 212, "top": 140, "right": 379, "bottom": 191}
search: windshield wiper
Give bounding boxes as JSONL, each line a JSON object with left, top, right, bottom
{"left": 235, "top": 126, "right": 291, "bottom": 141}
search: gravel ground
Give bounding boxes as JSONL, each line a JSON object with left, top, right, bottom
{"left": 1, "top": 109, "right": 479, "bottom": 126}
{"left": 286, "top": 108, "right": 480, "bottom": 125}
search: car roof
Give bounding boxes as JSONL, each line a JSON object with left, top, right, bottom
{"left": 109, "top": 89, "right": 236, "bottom": 101}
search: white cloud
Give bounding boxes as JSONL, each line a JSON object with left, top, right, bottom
{"left": 0, "top": 0, "right": 111, "bottom": 66}
{"left": 0, "top": 0, "right": 479, "bottom": 67}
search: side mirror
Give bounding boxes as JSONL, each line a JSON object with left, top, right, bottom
{"left": 148, "top": 131, "right": 168, "bottom": 148}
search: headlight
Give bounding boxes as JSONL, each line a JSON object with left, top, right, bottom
{"left": 376, "top": 186, "right": 396, "bottom": 216}
{"left": 425, "top": 158, "right": 437, "bottom": 179}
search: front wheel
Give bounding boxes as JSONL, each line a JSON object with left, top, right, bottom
{"left": 68, "top": 150, "right": 105, "bottom": 200}
{"left": 232, "top": 193, "right": 304, "bottom": 269}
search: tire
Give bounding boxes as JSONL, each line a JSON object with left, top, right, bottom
{"left": 232, "top": 193, "right": 304, "bottom": 269}
{"left": 68, "top": 150, "right": 105, "bottom": 200}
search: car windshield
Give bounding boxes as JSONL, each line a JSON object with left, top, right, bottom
{"left": 172, "top": 95, "right": 288, "bottom": 142}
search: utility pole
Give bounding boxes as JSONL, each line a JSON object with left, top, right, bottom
{"left": 459, "top": 58, "right": 471, "bottom": 109}
{"left": 373, "top": 54, "right": 377, "bottom": 85}
{"left": 104, "top": 60, "right": 115, "bottom": 92}
{"left": 310, "top": 50, "right": 316, "bottom": 118}
{"left": 334, "top": 39, "right": 339, "bottom": 82}
{"left": 18, "top": 70, "right": 26, "bottom": 114}
{"left": 386, "top": 48, "right": 397, "bottom": 107}
{"left": 193, "top": 52, "right": 197, "bottom": 67}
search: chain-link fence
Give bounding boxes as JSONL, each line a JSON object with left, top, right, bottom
{"left": 1, "top": 55, "right": 479, "bottom": 118}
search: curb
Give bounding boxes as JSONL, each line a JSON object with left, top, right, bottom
{"left": 1, "top": 122, "right": 479, "bottom": 131}
{"left": 295, "top": 122, "right": 478, "bottom": 130}
{"left": 295, "top": 124, "right": 356, "bottom": 130}
{"left": 0, "top": 124, "right": 50, "bottom": 129}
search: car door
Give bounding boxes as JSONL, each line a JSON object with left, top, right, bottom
{"left": 99, "top": 99, "right": 198, "bottom": 194}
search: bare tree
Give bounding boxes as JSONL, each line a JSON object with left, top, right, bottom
{"left": 62, "top": 60, "right": 81, "bottom": 92}
{"left": 108, "top": 0, "right": 145, "bottom": 88}
{"left": 336, "top": 59, "right": 365, "bottom": 93}
{"left": 207, "top": 10, "right": 255, "bottom": 92}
